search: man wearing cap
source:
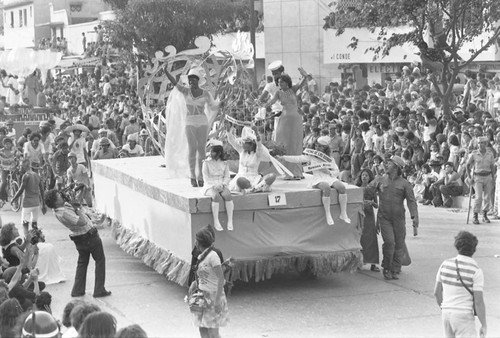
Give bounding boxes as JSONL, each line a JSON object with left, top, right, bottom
{"left": 259, "top": 60, "right": 284, "bottom": 141}
{"left": 120, "top": 134, "right": 144, "bottom": 158}
{"left": 93, "top": 138, "right": 118, "bottom": 160}
{"left": 467, "top": 136, "right": 495, "bottom": 224}
{"left": 373, "top": 155, "right": 419, "bottom": 280}
{"left": 91, "top": 129, "right": 115, "bottom": 157}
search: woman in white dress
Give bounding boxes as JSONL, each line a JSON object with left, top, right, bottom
{"left": 227, "top": 126, "right": 276, "bottom": 193}
{"left": 202, "top": 140, "right": 234, "bottom": 231}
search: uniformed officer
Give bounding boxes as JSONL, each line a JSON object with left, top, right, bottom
{"left": 467, "top": 136, "right": 495, "bottom": 224}
{"left": 373, "top": 155, "right": 419, "bottom": 280}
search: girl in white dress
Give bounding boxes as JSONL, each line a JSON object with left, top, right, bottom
{"left": 278, "top": 136, "right": 351, "bottom": 226}
{"left": 227, "top": 126, "right": 276, "bottom": 193}
{"left": 202, "top": 140, "right": 234, "bottom": 231}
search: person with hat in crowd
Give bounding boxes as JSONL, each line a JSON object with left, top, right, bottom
{"left": 93, "top": 137, "right": 118, "bottom": 160}
{"left": 265, "top": 70, "right": 309, "bottom": 180}
{"left": 66, "top": 152, "right": 92, "bottom": 207}
{"left": 164, "top": 67, "right": 219, "bottom": 187}
{"left": 371, "top": 155, "right": 419, "bottom": 280}
{"left": 120, "top": 134, "right": 144, "bottom": 158}
{"left": 91, "top": 128, "right": 116, "bottom": 157}
{"left": 467, "top": 135, "right": 495, "bottom": 224}
{"left": 43, "top": 188, "right": 111, "bottom": 298}
{"left": 202, "top": 139, "right": 234, "bottom": 231}
{"left": 278, "top": 135, "right": 351, "bottom": 225}
{"left": 67, "top": 128, "right": 88, "bottom": 169}
{"left": 189, "top": 225, "right": 229, "bottom": 338}
{"left": 259, "top": 60, "right": 285, "bottom": 141}
{"left": 227, "top": 125, "right": 276, "bottom": 194}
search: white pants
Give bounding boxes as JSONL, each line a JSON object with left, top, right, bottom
{"left": 441, "top": 310, "right": 476, "bottom": 338}
{"left": 22, "top": 206, "right": 40, "bottom": 223}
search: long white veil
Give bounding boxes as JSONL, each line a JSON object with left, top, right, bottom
{"left": 164, "top": 88, "right": 189, "bottom": 178}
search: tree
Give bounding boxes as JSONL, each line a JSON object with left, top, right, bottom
{"left": 327, "top": 0, "right": 500, "bottom": 115}
{"left": 103, "top": 0, "right": 249, "bottom": 60}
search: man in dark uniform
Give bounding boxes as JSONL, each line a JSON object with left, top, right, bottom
{"left": 467, "top": 136, "right": 495, "bottom": 224}
{"left": 374, "top": 155, "right": 419, "bottom": 280}
{"left": 44, "top": 189, "right": 111, "bottom": 298}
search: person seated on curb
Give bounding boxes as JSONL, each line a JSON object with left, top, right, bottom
{"left": 430, "top": 161, "right": 463, "bottom": 208}
{"left": 120, "top": 134, "right": 144, "bottom": 158}
{"left": 278, "top": 135, "right": 351, "bottom": 225}
{"left": 91, "top": 128, "right": 116, "bottom": 158}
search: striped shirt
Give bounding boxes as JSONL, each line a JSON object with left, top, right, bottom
{"left": 436, "top": 255, "right": 483, "bottom": 312}
{"left": 54, "top": 203, "right": 93, "bottom": 237}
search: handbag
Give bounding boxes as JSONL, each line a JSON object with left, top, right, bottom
{"left": 455, "top": 259, "right": 477, "bottom": 316}
{"left": 187, "top": 247, "right": 213, "bottom": 313}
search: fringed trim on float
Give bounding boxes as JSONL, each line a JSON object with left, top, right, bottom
{"left": 111, "top": 220, "right": 191, "bottom": 286}
{"left": 227, "top": 250, "right": 363, "bottom": 283}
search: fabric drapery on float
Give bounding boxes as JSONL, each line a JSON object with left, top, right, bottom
{"left": 0, "top": 48, "right": 62, "bottom": 85}
{"left": 110, "top": 207, "right": 364, "bottom": 287}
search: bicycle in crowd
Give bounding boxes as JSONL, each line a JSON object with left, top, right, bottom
{"left": 0, "top": 165, "right": 22, "bottom": 212}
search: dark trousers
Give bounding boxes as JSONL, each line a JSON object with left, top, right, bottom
{"left": 70, "top": 230, "right": 106, "bottom": 296}
{"left": 0, "top": 170, "right": 8, "bottom": 201}
{"left": 379, "top": 214, "right": 406, "bottom": 273}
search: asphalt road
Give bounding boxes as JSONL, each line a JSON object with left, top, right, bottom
{"left": 1, "top": 204, "right": 499, "bottom": 338}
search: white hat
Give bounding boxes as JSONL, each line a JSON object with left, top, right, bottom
{"left": 402, "top": 66, "right": 410, "bottom": 71}
{"left": 390, "top": 155, "right": 405, "bottom": 168}
{"left": 187, "top": 68, "right": 203, "bottom": 80}
{"left": 127, "top": 134, "right": 138, "bottom": 142}
{"left": 317, "top": 136, "right": 331, "bottom": 146}
{"left": 268, "top": 60, "right": 283, "bottom": 71}
{"left": 240, "top": 127, "right": 257, "bottom": 142}
{"left": 98, "top": 128, "right": 107, "bottom": 134}
{"left": 207, "top": 139, "right": 223, "bottom": 147}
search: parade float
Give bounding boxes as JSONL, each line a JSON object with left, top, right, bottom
{"left": 92, "top": 34, "right": 364, "bottom": 287}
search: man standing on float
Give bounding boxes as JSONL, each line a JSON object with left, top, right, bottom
{"left": 259, "top": 60, "right": 284, "bottom": 141}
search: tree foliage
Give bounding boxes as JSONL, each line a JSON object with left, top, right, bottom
{"left": 326, "top": 0, "right": 500, "bottom": 113}
{"left": 103, "top": 0, "right": 249, "bottom": 59}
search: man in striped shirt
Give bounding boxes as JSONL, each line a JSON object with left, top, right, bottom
{"left": 434, "top": 231, "right": 486, "bottom": 338}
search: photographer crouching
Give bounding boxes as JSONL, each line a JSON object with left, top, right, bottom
{"left": 44, "top": 188, "right": 111, "bottom": 298}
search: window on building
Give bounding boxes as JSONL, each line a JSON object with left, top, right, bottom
{"left": 19, "top": 10, "right": 22, "bottom": 27}
{"left": 10, "top": 11, "right": 14, "bottom": 28}
{"left": 23, "top": 9, "right": 27, "bottom": 26}
{"left": 30, "top": 6, "right": 33, "bottom": 17}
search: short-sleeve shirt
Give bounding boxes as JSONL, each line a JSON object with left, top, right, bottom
{"left": 468, "top": 149, "right": 495, "bottom": 173}
{"left": 436, "top": 254, "right": 484, "bottom": 312}
{"left": 21, "top": 171, "right": 41, "bottom": 208}
{"left": 23, "top": 142, "right": 46, "bottom": 166}
{"left": 67, "top": 164, "right": 88, "bottom": 184}
{"left": 54, "top": 204, "right": 93, "bottom": 236}
{"left": 68, "top": 137, "right": 87, "bottom": 164}
{"left": 122, "top": 144, "right": 144, "bottom": 156}
{"left": 197, "top": 250, "right": 222, "bottom": 293}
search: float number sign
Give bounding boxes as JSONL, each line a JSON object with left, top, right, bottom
{"left": 268, "top": 193, "right": 287, "bottom": 207}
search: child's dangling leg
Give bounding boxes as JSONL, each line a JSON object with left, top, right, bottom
{"left": 333, "top": 181, "right": 351, "bottom": 224}
{"left": 210, "top": 191, "right": 223, "bottom": 231}
{"left": 221, "top": 188, "right": 234, "bottom": 231}
{"left": 317, "top": 182, "right": 334, "bottom": 226}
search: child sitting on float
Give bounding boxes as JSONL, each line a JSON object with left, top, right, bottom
{"left": 202, "top": 139, "right": 234, "bottom": 231}
{"left": 227, "top": 125, "right": 276, "bottom": 194}
{"left": 277, "top": 136, "right": 351, "bottom": 226}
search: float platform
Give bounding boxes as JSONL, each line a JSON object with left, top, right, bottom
{"left": 92, "top": 156, "right": 364, "bottom": 287}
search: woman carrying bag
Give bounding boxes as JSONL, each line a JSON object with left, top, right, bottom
{"left": 188, "top": 225, "right": 229, "bottom": 338}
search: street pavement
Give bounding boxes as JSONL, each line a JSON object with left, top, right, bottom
{"left": 1, "top": 204, "right": 499, "bottom": 338}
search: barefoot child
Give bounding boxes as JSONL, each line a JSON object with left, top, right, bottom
{"left": 278, "top": 136, "right": 351, "bottom": 226}
{"left": 202, "top": 140, "right": 234, "bottom": 231}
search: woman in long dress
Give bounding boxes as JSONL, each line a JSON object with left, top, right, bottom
{"left": 356, "top": 169, "right": 380, "bottom": 271}
{"left": 265, "top": 72, "right": 307, "bottom": 180}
